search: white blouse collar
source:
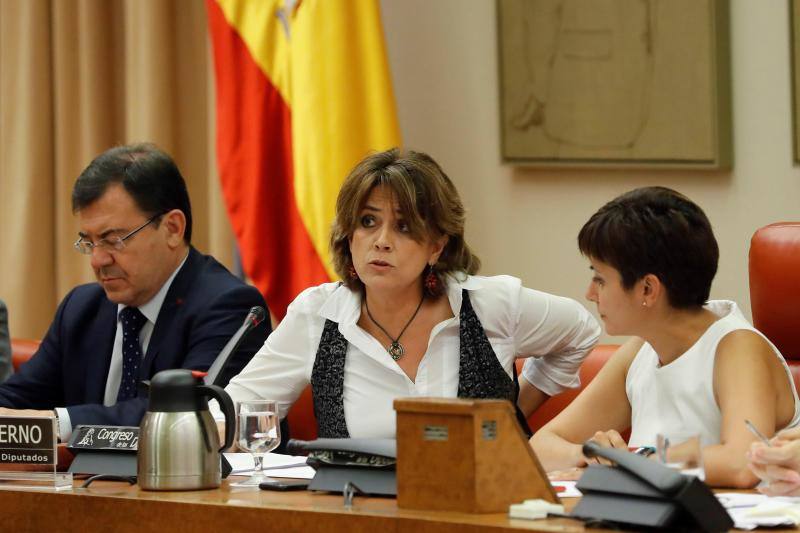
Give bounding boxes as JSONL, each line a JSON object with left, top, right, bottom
{"left": 443, "top": 272, "right": 484, "bottom": 315}
{"left": 317, "top": 282, "right": 362, "bottom": 324}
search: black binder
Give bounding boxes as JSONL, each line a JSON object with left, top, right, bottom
{"left": 287, "top": 438, "right": 396, "bottom": 496}
{"left": 571, "top": 441, "right": 733, "bottom": 532}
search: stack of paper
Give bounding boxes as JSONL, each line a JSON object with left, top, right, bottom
{"left": 717, "top": 492, "right": 800, "bottom": 530}
{"left": 224, "top": 452, "right": 316, "bottom": 479}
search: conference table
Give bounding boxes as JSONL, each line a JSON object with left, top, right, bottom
{"left": 0, "top": 475, "right": 795, "bottom": 532}
{"left": 0, "top": 476, "right": 599, "bottom": 533}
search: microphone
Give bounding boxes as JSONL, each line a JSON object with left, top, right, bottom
{"left": 286, "top": 439, "right": 312, "bottom": 456}
{"left": 204, "top": 306, "right": 266, "bottom": 386}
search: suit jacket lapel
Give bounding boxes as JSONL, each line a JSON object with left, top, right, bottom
{"left": 142, "top": 247, "right": 199, "bottom": 374}
{"left": 88, "top": 299, "right": 119, "bottom": 403}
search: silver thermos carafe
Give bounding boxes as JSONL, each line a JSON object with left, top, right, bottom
{"left": 137, "top": 369, "right": 235, "bottom": 490}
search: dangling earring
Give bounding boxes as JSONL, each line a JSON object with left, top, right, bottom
{"left": 348, "top": 265, "right": 359, "bottom": 281}
{"left": 424, "top": 264, "right": 439, "bottom": 294}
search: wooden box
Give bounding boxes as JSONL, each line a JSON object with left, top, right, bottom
{"left": 394, "top": 397, "right": 558, "bottom": 513}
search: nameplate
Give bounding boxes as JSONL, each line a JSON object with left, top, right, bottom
{"left": 68, "top": 425, "right": 139, "bottom": 452}
{"left": 423, "top": 425, "right": 449, "bottom": 441}
{"left": 0, "top": 416, "right": 55, "bottom": 464}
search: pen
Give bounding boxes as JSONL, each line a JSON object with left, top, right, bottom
{"left": 630, "top": 446, "right": 656, "bottom": 457}
{"left": 745, "top": 419, "right": 772, "bottom": 446}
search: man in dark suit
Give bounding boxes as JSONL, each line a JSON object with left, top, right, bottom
{"left": 0, "top": 144, "right": 269, "bottom": 441}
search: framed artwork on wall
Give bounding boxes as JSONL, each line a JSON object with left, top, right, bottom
{"left": 497, "top": 0, "right": 732, "bottom": 168}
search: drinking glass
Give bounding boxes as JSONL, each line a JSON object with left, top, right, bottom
{"left": 656, "top": 433, "right": 705, "bottom": 481}
{"left": 232, "top": 399, "right": 281, "bottom": 487}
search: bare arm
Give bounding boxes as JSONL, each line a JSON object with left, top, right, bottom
{"left": 530, "top": 338, "right": 641, "bottom": 472}
{"left": 517, "top": 376, "right": 549, "bottom": 416}
{"left": 705, "top": 330, "right": 793, "bottom": 488}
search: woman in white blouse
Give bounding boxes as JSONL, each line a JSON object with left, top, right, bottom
{"left": 223, "top": 148, "right": 600, "bottom": 439}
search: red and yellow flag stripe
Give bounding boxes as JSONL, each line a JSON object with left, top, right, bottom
{"left": 207, "top": 0, "right": 401, "bottom": 318}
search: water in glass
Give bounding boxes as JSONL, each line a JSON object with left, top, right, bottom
{"left": 232, "top": 400, "right": 280, "bottom": 487}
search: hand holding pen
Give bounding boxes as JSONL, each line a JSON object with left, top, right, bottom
{"left": 746, "top": 421, "right": 800, "bottom": 496}
{"left": 745, "top": 419, "right": 771, "bottom": 446}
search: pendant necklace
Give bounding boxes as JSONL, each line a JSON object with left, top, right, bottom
{"left": 365, "top": 293, "right": 425, "bottom": 361}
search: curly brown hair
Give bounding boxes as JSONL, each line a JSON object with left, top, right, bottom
{"left": 330, "top": 148, "right": 480, "bottom": 296}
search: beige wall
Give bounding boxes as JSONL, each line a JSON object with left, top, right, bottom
{"left": 381, "top": 0, "right": 800, "bottom": 342}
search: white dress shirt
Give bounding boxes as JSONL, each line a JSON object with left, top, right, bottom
{"left": 55, "top": 253, "right": 188, "bottom": 441}
{"left": 216, "top": 273, "right": 600, "bottom": 438}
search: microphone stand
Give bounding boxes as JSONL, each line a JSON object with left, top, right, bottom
{"left": 204, "top": 306, "right": 266, "bottom": 386}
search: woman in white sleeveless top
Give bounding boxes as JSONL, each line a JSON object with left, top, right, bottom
{"left": 530, "top": 187, "right": 800, "bottom": 488}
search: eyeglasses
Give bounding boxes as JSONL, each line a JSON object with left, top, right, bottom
{"left": 74, "top": 213, "right": 163, "bottom": 255}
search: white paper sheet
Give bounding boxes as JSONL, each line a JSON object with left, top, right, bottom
{"left": 717, "top": 492, "right": 800, "bottom": 530}
{"left": 224, "top": 452, "right": 316, "bottom": 479}
{"left": 550, "top": 480, "right": 582, "bottom": 498}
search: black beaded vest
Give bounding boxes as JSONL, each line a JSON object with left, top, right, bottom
{"left": 310, "top": 290, "right": 525, "bottom": 438}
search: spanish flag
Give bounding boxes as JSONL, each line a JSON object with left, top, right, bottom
{"left": 207, "top": 0, "right": 401, "bottom": 319}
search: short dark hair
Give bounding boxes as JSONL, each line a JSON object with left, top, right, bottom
{"left": 330, "top": 148, "right": 480, "bottom": 296}
{"left": 72, "top": 143, "right": 193, "bottom": 243}
{"left": 578, "top": 186, "right": 719, "bottom": 309}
